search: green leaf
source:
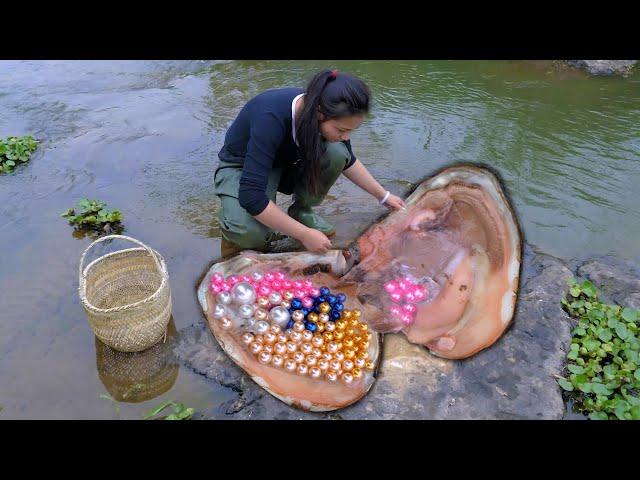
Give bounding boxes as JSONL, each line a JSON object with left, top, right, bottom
{"left": 573, "top": 327, "right": 586, "bottom": 336}
{"left": 621, "top": 308, "right": 638, "bottom": 323}
{"left": 143, "top": 400, "right": 174, "bottom": 420}
{"left": 567, "top": 350, "right": 579, "bottom": 360}
{"left": 165, "top": 414, "right": 179, "bottom": 420}
{"left": 583, "top": 339, "right": 601, "bottom": 352}
{"left": 567, "top": 364, "right": 585, "bottom": 374}
{"left": 614, "top": 401, "right": 630, "bottom": 420}
{"left": 558, "top": 378, "right": 574, "bottom": 391}
{"left": 631, "top": 406, "right": 640, "bottom": 420}
{"left": 598, "top": 329, "right": 613, "bottom": 342}
{"left": 608, "top": 317, "right": 620, "bottom": 329}
{"left": 591, "top": 383, "right": 612, "bottom": 396}
{"left": 589, "top": 411, "right": 609, "bottom": 420}
{"left": 579, "top": 382, "right": 594, "bottom": 393}
{"left": 5, "top": 160, "right": 15, "bottom": 167}
{"left": 581, "top": 281, "right": 597, "bottom": 298}
{"left": 615, "top": 323, "right": 629, "bottom": 340}
{"left": 634, "top": 369, "right": 640, "bottom": 381}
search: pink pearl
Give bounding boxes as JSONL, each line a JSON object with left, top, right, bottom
{"left": 240, "top": 275, "right": 251, "bottom": 283}
{"left": 209, "top": 284, "right": 223, "bottom": 294}
{"left": 390, "top": 292, "right": 403, "bottom": 303}
{"left": 397, "top": 280, "right": 409, "bottom": 292}
{"left": 389, "top": 305, "right": 403, "bottom": 317}
{"left": 293, "top": 281, "right": 303, "bottom": 290}
{"left": 303, "top": 280, "right": 313, "bottom": 289}
{"left": 228, "top": 275, "right": 240, "bottom": 286}
{"left": 403, "top": 276, "right": 415, "bottom": 286}
{"left": 413, "top": 286, "right": 427, "bottom": 301}
{"left": 309, "top": 288, "right": 320, "bottom": 297}
{"left": 302, "top": 297, "right": 314, "bottom": 309}
{"left": 221, "top": 283, "right": 231, "bottom": 292}
{"left": 383, "top": 281, "right": 397, "bottom": 293}
{"left": 275, "top": 271, "right": 286, "bottom": 281}
{"left": 400, "top": 313, "right": 414, "bottom": 326}
{"left": 404, "top": 291, "right": 417, "bottom": 303}
{"left": 402, "top": 303, "right": 417, "bottom": 314}
{"left": 282, "top": 280, "right": 293, "bottom": 290}
{"left": 258, "top": 285, "right": 271, "bottom": 296}
{"left": 264, "top": 272, "right": 275, "bottom": 282}
{"left": 271, "top": 280, "right": 282, "bottom": 291}
{"left": 294, "top": 289, "right": 306, "bottom": 299}
{"left": 211, "top": 273, "right": 224, "bottom": 284}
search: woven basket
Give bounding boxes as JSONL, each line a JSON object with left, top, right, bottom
{"left": 79, "top": 235, "right": 172, "bottom": 352}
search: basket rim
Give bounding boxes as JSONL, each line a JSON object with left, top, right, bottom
{"left": 79, "top": 247, "right": 169, "bottom": 313}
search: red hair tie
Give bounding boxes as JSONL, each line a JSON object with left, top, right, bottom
{"left": 329, "top": 69, "right": 338, "bottom": 80}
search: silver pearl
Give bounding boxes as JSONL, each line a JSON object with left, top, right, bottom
{"left": 238, "top": 303, "right": 255, "bottom": 319}
{"left": 268, "top": 306, "right": 291, "bottom": 328}
{"left": 231, "top": 282, "right": 256, "bottom": 305}
{"left": 213, "top": 304, "right": 227, "bottom": 319}
{"left": 268, "top": 292, "right": 283, "bottom": 305}
{"left": 216, "top": 291, "right": 233, "bottom": 305}
{"left": 251, "top": 272, "right": 263, "bottom": 282}
{"left": 254, "top": 320, "right": 270, "bottom": 334}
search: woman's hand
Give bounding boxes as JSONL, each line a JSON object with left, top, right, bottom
{"left": 299, "top": 227, "right": 332, "bottom": 253}
{"left": 383, "top": 193, "right": 406, "bottom": 211}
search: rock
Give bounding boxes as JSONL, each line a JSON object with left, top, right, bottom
{"left": 577, "top": 257, "right": 640, "bottom": 308}
{"left": 566, "top": 60, "right": 637, "bottom": 76}
{"left": 176, "top": 250, "right": 581, "bottom": 419}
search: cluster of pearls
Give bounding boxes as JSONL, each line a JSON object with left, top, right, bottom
{"left": 383, "top": 276, "right": 428, "bottom": 326}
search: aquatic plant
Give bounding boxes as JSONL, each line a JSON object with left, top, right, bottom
{"left": 0, "top": 135, "right": 38, "bottom": 173}
{"left": 143, "top": 400, "right": 194, "bottom": 420}
{"left": 62, "top": 198, "right": 123, "bottom": 233}
{"left": 557, "top": 278, "right": 640, "bottom": 420}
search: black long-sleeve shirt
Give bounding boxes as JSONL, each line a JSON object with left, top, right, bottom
{"left": 217, "top": 87, "right": 357, "bottom": 215}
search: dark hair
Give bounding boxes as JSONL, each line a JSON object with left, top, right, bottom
{"left": 295, "top": 69, "right": 371, "bottom": 196}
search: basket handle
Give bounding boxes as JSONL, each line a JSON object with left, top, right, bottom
{"left": 79, "top": 234, "right": 165, "bottom": 281}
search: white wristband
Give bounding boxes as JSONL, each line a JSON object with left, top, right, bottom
{"left": 379, "top": 190, "right": 391, "bottom": 205}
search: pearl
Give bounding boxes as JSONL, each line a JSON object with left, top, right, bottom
{"left": 365, "top": 360, "right": 375, "bottom": 370}
{"left": 269, "top": 292, "right": 283, "bottom": 305}
{"left": 263, "top": 344, "right": 273, "bottom": 354}
{"left": 220, "top": 317, "right": 232, "bottom": 329}
{"left": 404, "top": 292, "right": 417, "bottom": 303}
{"left": 397, "top": 280, "right": 409, "bottom": 291}
{"left": 277, "top": 334, "right": 288, "bottom": 344}
{"left": 209, "top": 284, "right": 223, "bottom": 294}
{"left": 312, "top": 336, "right": 324, "bottom": 348}
{"left": 325, "top": 322, "right": 336, "bottom": 332}
{"left": 271, "top": 280, "right": 282, "bottom": 291}
{"left": 221, "top": 283, "right": 231, "bottom": 292}
{"left": 213, "top": 304, "right": 227, "bottom": 319}
{"left": 309, "top": 367, "right": 322, "bottom": 379}
{"left": 258, "top": 285, "right": 271, "bottom": 297}
{"left": 283, "top": 291, "right": 294, "bottom": 302}
{"left": 286, "top": 341, "right": 298, "bottom": 353}
{"left": 326, "top": 372, "right": 338, "bottom": 382}
{"left": 318, "top": 359, "right": 329, "bottom": 371}
{"left": 251, "top": 272, "right": 263, "bottom": 282}
{"left": 333, "top": 331, "right": 344, "bottom": 341}
{"left": 259, "top": 351, "right": 271, "bottom": 364}
{"left": 318, "top": 302, "right": 331, "bottom": 314}
{"left": 327, "top": 342, "right": 338, "bottom": 354}
{"left": 285, "top": 359, "right": 297, "bottom": 372}
{"left": 293, "top": 321, "right": 305, "bottom": 332}
{"left": 291, "top": 310, "right": 305, "bottom": 322}
{"left": 305, "top": 355, "right": 317, "bottom": 367}
{"left": 334, "top": 351, "right": 345, "bottom": 362}
{"left": 318, "top": 313, "right": 330, "bottom": 323}
{"left": 293, "top": 289, "right": 306, "bottom": 300}
{"left": 211, "top": 273, "right": 224, "bottom": 284}
{"left": 344, "top": 339, "right": 354, "bottom": 349}
{"left": 290, "top": 299, "right": 303, "bottom": 310}
{"left": 352, "top": 310, "right": 361, "bottom": 319}
{"left": 326, "top": 295, "right": 337, "bottom": 305}
{"left": 342, "top": 373, "right": 354, "bottom": 385}
{"left": 323, "top": 332, "right": 334, "bottom": 342}
{"left": 302, "top": 297, "right": 314, "bottom": 309}
{"left": 336, "top": 293, "right": 346, "bottom": 303}
{"left": 297, "top": 364, "right": 308, "bottom": 376}
{"left": 413, "top": 286, "right": 427, "bottom": 301}
{"left": 301, "top": 343, "right": 313, "bottom": 355}
{"left": 389, "top": 305, "right": 403, "bottom": 317}
{"left": 384, "top": 281, "right": 398, "bottom": 293}
{"left": 270, "top": 324, "right": 282, "bottom": 334}
{"left": 238, "top": 304, "right": 255, "bottom": 319}
{"left": 216, "top": 291, "right": 233, "bottom": 306}
{"left": 400, "top": 313, "right": 414, "bottom": 326}
{"left": 257, "top": 296, "right": 270, "bottom": 309}
{"left": 275, "top": 271, "right": 286, "bottom": 281}
{"left": 280, "top": 301, "right": 291, "bottom": 309}
{"left": 344, "top": 349, "right": 356, "bottom": 360}
{"left": 355, "top": 357, "right": 366, "bottom": 369}
{"left": 312, "top": 348, "right": 323, "bottom": 358}
{"left": 302, "top": 330, "right": 314, "bottom": 342}
{"left": 352, "top": 368, "right": 362, "bottom": 378}
{"left": 250, "top": 342, "right": 263, "bottom": 354}
{"left": 242, "top": 332, "right": 255, "bottom": 344}
{"left": 329, "top": 360, "right": 341, "bottom": 371}
{"left": 264, "top": 272, "right": 275, "bottom": 282}
{"left": 254, "top": 320, "right": 270, "bottom": 334}
{"left": 335, "top": 320, "right": 346, "bottom": 331}
{"left": 268, "top": 306, "right": 291, "bottom": 328}
{"left": 307, "top": 312, "right": 319, "bottom": 323}
{"left": 290, "top": 331, "right": 302, "bottom": 343}
{"left": 322, "top": 353, "right": 333, "bottom": 362}
{"left": 402, "top": 303, "right": 417, "bottom": 314}
{"left": 319, "top": 287, "right": 330, "bottom": 296}
{"left": 305, "top": 322, "right": 318, "bottom": 333}
{"left": 293, "top": 281, "right": 303, "bottom": 290}
{"left": 282, "top": 281, "right": 293, "bottom": 290}
{"left": 253, "top": 308, "right": 268, "bottom": 322}
{"left": 310, "top": 288, "right": 321, "bottom": 297}
{"left": 231, "top": 282, "right": 256, "bottom": 305}
{"left": 274, "top": 342, "right": 287, "bottom": 355}
{"left": 359, "top": 322, "right": 369, "bottom": 332}
{"left": 315, "top": 323, "right": 325, "bottom": 333}
{"left": 264, "top": 332, "right": 277, "bottom": 344}
{"left": 272, "top": 355, "right": 284, "bottom": 368}
{"left": 359, "top": 341, "right": 370, "bottom": 350}
{"left": 342, "top": 360, "right": 354, "bottom": 371}
{"left": 293, "top": 351, "right": 305, "bottom": 363}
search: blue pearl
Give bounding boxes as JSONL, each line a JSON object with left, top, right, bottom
{"left": 305, "top": 322, "right": 317, "bottom": 332}
{"left": 336, "top": 293, "right": 346, "bottom": 303}
{"left": 334, "top": 303, "right": 344, "bottom": 312}
{"left": 291, "top": 299, "right": 302, "bottom": 310}
{"left": 319, "top": 287, "right": 330, "bottom": 296}
{"left": 326, "top": 295, "right": 337, "bottom": 305}
{"left": 286, "top": 319, "right": 294, "bottom": 330}
{"left": 331, "top": 311, "right": 341, "bottom": 320}
{"left": 301, "top": 308, "right": 310, "bottom": 316}
{"left": 315, "top": 296, "right": 326, "bottom": 304}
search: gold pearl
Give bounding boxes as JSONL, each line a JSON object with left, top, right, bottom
{"left": 342, "top": 360, "right": 354, "bottom": 371}
{"left": 250, "top": 341, "right": 263, "bottom": 354}
{"left": 293, "top": 351, "right": 305, "bottom": 363}
{"left": 272, "top": 355, "right": 284, "bottom": 368}
{"left": 333, "top": 331, "right": 344, "bottom": 341}
{"left": 358, "top": 351, "right": 369, "bottom": 360}
{"left": 334, "top": 351, "right": 345, "bottom": 362}
{"left": 359, "top": 341, "right": 370, "bottom": 350}
{"left": 285, "top": 359, "right": 297, "bottom": 371}
{"left": 302, "top": 330, "right": 314, "bottom": 342}
{"left": 307, "top": 312, "right": 319, "bottom": 323}
{"left": 359, "top": 322, "right": 369, "bottom": 332}
{"left": 318, "top": 313, "right": 330, "bottom": 323}
{"left": 352, "top": 367, "right": 362, "bottom": 378}
{"left": 301, "top": 343, "right": 313, "bottom": 355}
{"left": 336, "top": 342, "right": 343, "bottom": 351}
{"left": 305, "top": 355, "right": 317, "bottom": 367}
{"left": 326, "top": 371, "right": 338, "bottom": 382}
{"left": 344, "top": 349, "right": 356, "bottom": 359}
{"left": 335, "top": 320, "right": 346, "bottom": 331}
{"left": 344, "top": 339, "right": 354, "bottom": 349}
{"left": 329, "top": 360, "right": 341, "bottom": 371}
{"left": 290, "top": 331, "right": 302, "bottom": 343}
{"left": 325, "top": 322, "right": 336, "bottom": 332}
{"left": 286, "top": 341, "right": 298, "bottom": 353}
{"left": 353, "top": 335, "right": 362, "bottom": 344}
{"left": 274, "top": 343, "right": 287, "bottom": 355}
{"left": 316, "top": 322, "right": 325, "bottom": 333}
{"left": 264, "top": 332, "right": 277, "bottom": 344}
{"left": 312, "top": 348, "right": 323, "bottom": 358}
{"left": 365, "top": 360, "right": 375, "bottom": 370}
{"left": 318, "top": 359, "right": 329, "bottom": 371}
{"left": 242, "top": 332, "right": 255, "bottom": 344}
{"left": 283, "top": 291, "right": 294, "bottom": 301}
{"left": 342, "top": 372, "right": 354, "bottom": 385}
{"left": 318, "top": 302, "right": 331, "bottom": 314}
{"left": 342, "top": 310, "right": 352, "bottom": 320}
{"left": 346, "top": 328, "right": 355, "bottom": 337}
{"left": 349, "top": 318, "right": 359, "bottom": 328}
{"left": 323, "top": 332, "right": 334, "bottom": 342}
{"left": 257, "top": 297, "right": 270, "bottom": 309}
{"left": 259, "top": 351, "right": 272, "bottom": 364}
{"left": 297, "top": 364, "right": 308, "bottom": 376}
{"left": 355, "top": 357, "right": 366, "bottom": 369}
{"left": 280, "top": 301, "right": 291, "bottom": 309}
{"left": 353, "top": 310, "right": 361, "bottom": 319}
{"left": 309, "top": 367, "right": 322, "bottom": 379}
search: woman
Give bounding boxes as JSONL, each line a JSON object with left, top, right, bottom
{"left": 214, "top": 68, "right": 406, "bottom": 256}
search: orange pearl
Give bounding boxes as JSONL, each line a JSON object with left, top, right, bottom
{"left": 274, "top": 343, "right": 287, "bottom": 355}
{"left": 344, "top": 349, "right": 356, "bottom": 359}
{"left": 301, "top": 343, "right": 313, "bottom": 355}
{"left": 297, "top": 364, "right": 308, "bottom": 376}
{"left": 355, "top": 357, "right": 366, "bottom": 369}
{"left": 312, "top": 348, "right": 323, "bottom": 358}
{"left": 327, "top": 342, "right": 338, "bottom": 353}
{"left": 359, "top": 322, "right": 368, "bottom": 332}
{"left": 318, "top": 313, "right": 330, "bottom": 323}
{"left": 346, "top": 328, "right": 355, "bottom": 337}
{"left": 318, "top": 359, "right": 329, "bottom": 371}
{"left": 259, "top": 351, "right": 271, "bottom": 364}
{"left": 325, "top": 322, "right": 336, "bottom": 332}
{"left": 309, "top": 367, "right": 322, "bottom": 379}
{"left": 302, "top": 330, "right": 314, "bottom": 342}
{"left": 286, "top": 341, "right": 298, "bottom": 353}
{"left": 293, "top": 321, "right": 305, "bottom": 332}
{"left": 272, "top": 355, "right": 284, "bottom": 368}
{"left": 365, "top": 360, "right": 375, "bottom": 370}
{"left": 277, "top": 334, "right": 288, "bottom": 344}
{"left": 241, "top": 332, "right": 255, "bottom": 344}
{"left": 344, "top": 339, "right": 354, "bottom": 349}
{"left": 353, "top": 335, "right": 362, "bottom": 344}
{"left": 264, "top": 332, "right": 277, "bottom": 344}
{"left": 359, "top": 341, "right": 370, "bottom": 350}
{"left": 335, "top": 320, "right": 346, "bottom": 331}
{"left": 349, "top": 318, "right": 359, "bottom": 328}
{"left": 342, "top": 360, "right": 354, "bottom": 371}
{"left": 326, "top": 371, "right": 338, "bottom": 382}
{"left": 270, "top": 324, "right": 282, "bottom": 335}
{"left": 285, "top": 359, "right": 297, "bottom": 372}
{"left": 321, "top": 353, "right": 333, "bottom": 362}
{"left": 312, "top": 335, "right": 324, "bottom": 348}
{"left": 336, "top": 342, "right": 343, "bottom": 351}
{"left": 293, "top": 351, "right": 305, "bottom": 363}
{"left": 263, "top": 344, "right": 273, "bottom": 354}
{"left": 341, "top": 372, "right": 354, "bottom": 385}
{"left": 352, "top": 368, "right": 362, "bottom": 378}
{"left": 329, "top": 360, "right": 342, "bottom": 371}
{"left": 334, "top": 351, "right": 345, "bottom": 362}
{"left": 305, "top": 355, "right": 317, "bottom": 367}
{"left": 333, "top": 331, "right": 344, "bottom": 341}
{"left": 290, "top": 331, "right": 302, "bottom": 343}
{"left": 322, "top": 332, "right": 334, "bottom": 342}
{"left": 250, "top": 342, "right": 263, "bottom": 354}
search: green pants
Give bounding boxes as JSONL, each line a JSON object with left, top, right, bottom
{"left": 214, "top": 141, "right": 351, "bottom": 250}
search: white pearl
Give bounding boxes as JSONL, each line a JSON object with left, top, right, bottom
{"left": 238, "top": 304, "right": 255, "bottom": 319}
{"left": 216, "top": 291, "right": 233, "bottom": 305}
{"left": 255, "top": 320, "right": 270, "bottom": 334}
{"left": 268, "top": 306, "right": 291, "bottom": 328}
{"left": 231, "top": 282, "right": 256, "bottom": 305}
{"left": 213, "top": 304, "right": 227, "bottom": 319}
{"left": 251, "top": 272, "right": 263, "bottom": 282}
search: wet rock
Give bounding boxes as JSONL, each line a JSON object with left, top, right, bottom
{"left": 577, "top": 257, "right": 640, "bottom": 308}
{"left": 566, "top": 60, "right": 637, "bottom": 76}
{"left": 176, "top": 251, "right": 581, "bottom": 419}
